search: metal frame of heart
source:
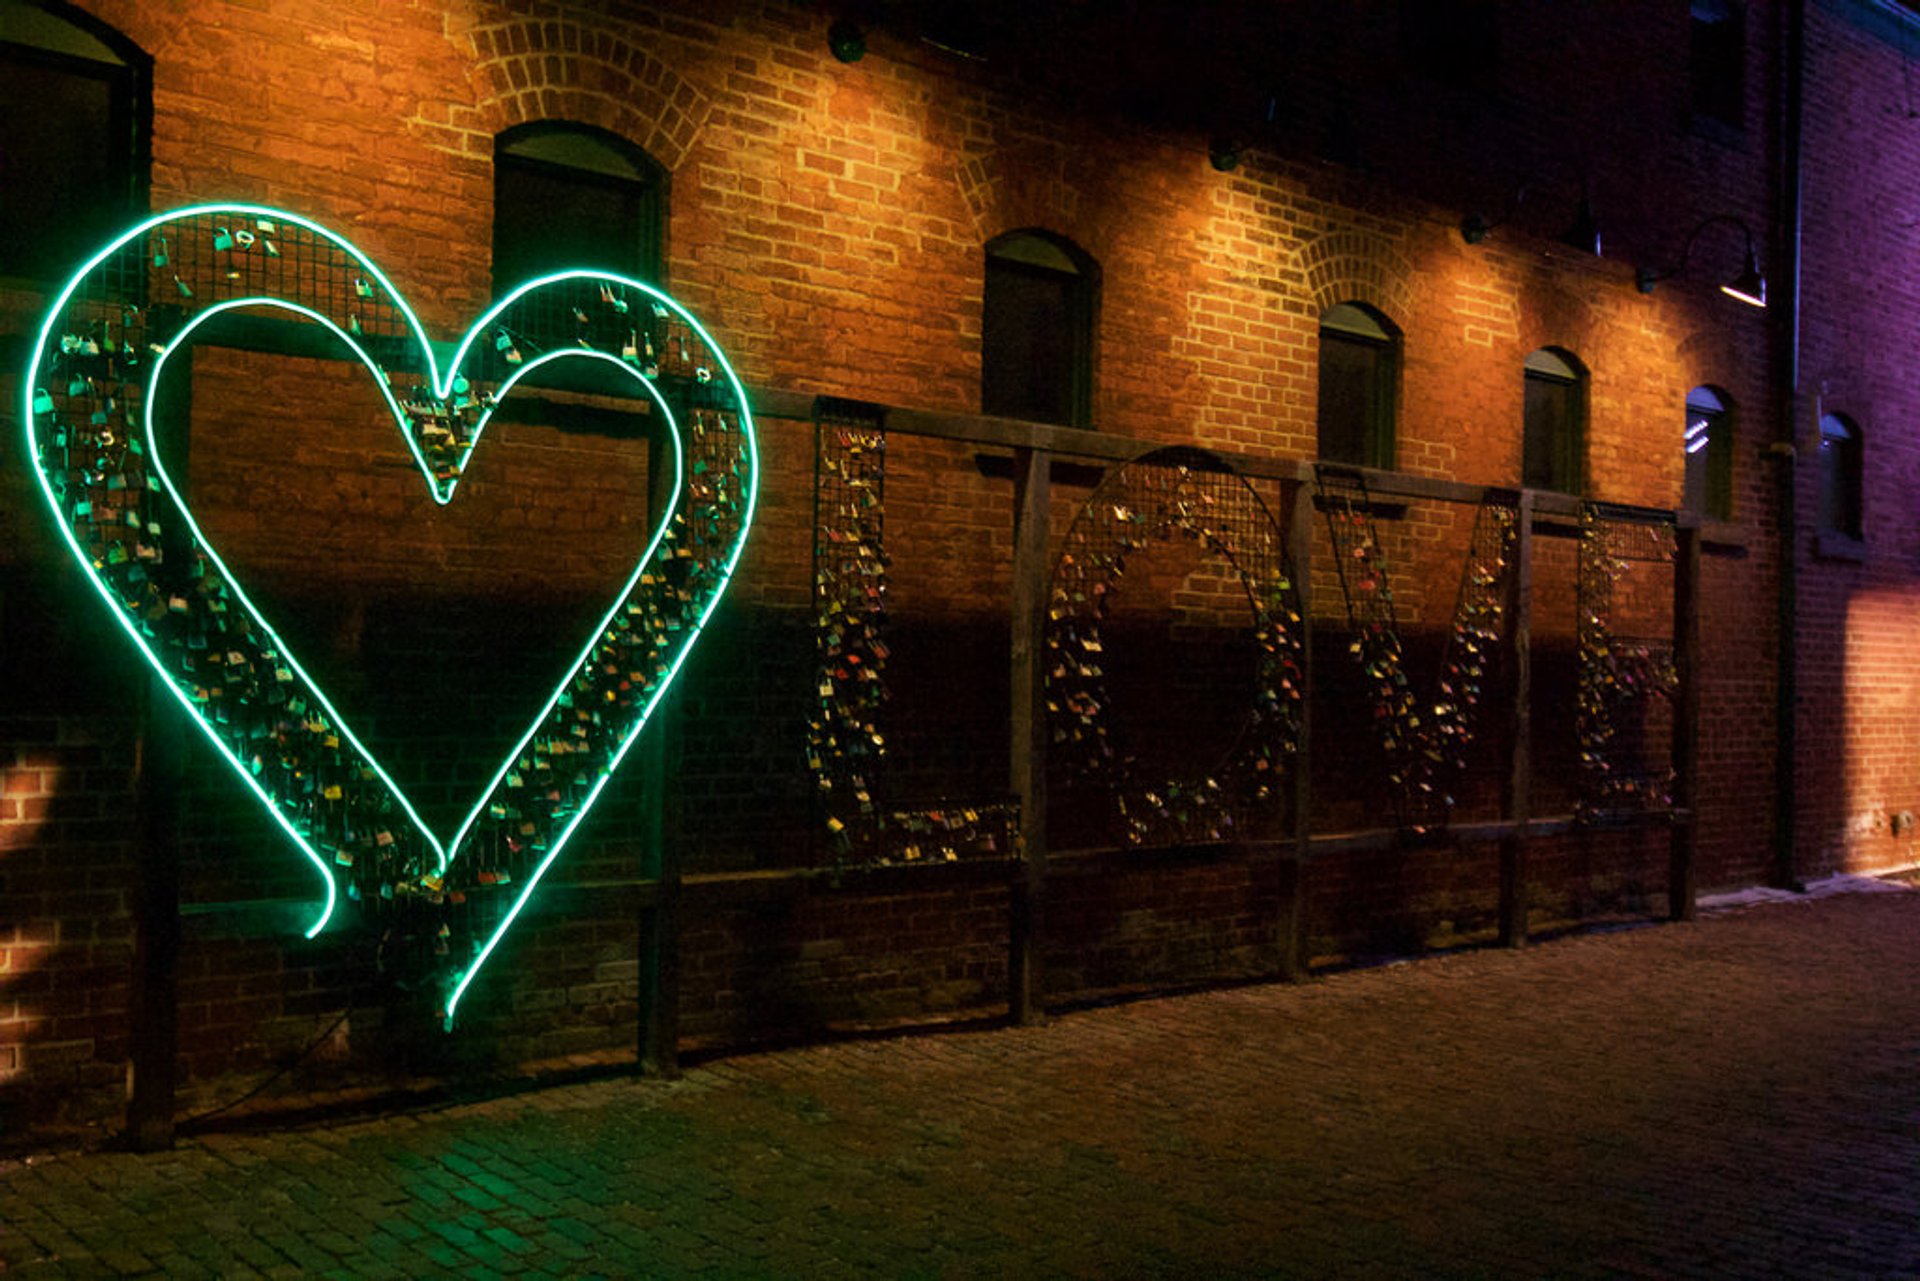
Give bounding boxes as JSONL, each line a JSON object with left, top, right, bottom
{"left": 21, "top": 204, "right": 759, "bottom": 1028}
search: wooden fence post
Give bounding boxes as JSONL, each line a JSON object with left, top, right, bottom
{"left": 126, "top": 347, "right": 194, "bottom": 1152}
{"left": 1499, "top": 490, "right": 1535, "bottom": 948}
{"left": 1008, "top": 446, "right": 1051, "bottom": 1025}
{"left": 126, "top": 678, "right": 184, "bottom": 1151}
{"left": 1669, "top": 522, "right": 1701, "bottom": 921}
{"left": 1279, "top": 480, "right": 1314, "bottom": 981}
{"left": 637, "top": 431, "right": 682, "bottom": 1075}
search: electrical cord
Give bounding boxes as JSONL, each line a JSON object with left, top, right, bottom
{"left": 172, "top": 922, "right": 465, "bottom": 1131}
{"left": 175, "top": 1002, "right": 355, "bottom": 1130}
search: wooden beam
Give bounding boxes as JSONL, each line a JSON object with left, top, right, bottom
{"left": 126, "top": 346, "right": 195, "bottom": 1153}
{"left": 1280, "top": 480, "right": 1314, "bottom": 981}
{"left": 635, "top": 722, "right": 680, "bottom": 1077}
{"left": 1669, "top": 523, "right": 1702, "bottom": 921}
{"left": 126, "top": 679, "right": 184, "bottom": 1152}
{"left": 636, "top": 429, "right": 681, "bottom": 1076}
{"left": 739, "top": 383, "right": 1642, "bottom": 514}
{"left": 1007, "top": 446, "right": 1051, "bottom": 1025}
{"left": 1499, "top": 490, "right": 1535, "bottom": 948}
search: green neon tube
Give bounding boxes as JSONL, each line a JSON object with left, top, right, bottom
{"left": 24, "top": 205, "right": 760, "bottom": 1000}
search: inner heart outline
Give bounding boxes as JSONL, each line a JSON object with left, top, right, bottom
{"left": 142, "top": 300, "right": 687, "bottom": 873}
{"left": 22, "top": 204, "right": 759, "bottom": 1026}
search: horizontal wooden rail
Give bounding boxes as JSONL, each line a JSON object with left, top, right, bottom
{"left": 741, "top": 384, "right": 1700, "bottom": 527}
{"left": 178, "top": 807, "right": 1693, "bottom": 938}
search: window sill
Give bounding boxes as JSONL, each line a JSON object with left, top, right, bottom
{"left": 1686, "top": 114, "right": 1748, "bottom": 151}
{"left": 1698, "top": 519, "right": 1747, "bottom": 552}
{"left": 1814, "top": 530, "right": 1868, "bottom": 563}
{"left": 1309, "top": 492, "right": 1408, "bottom": 520}
{"left": 972, "top": 452, "right": 1107, "bottom": 488}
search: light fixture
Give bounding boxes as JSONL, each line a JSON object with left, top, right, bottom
{"left": 1460, "top": 184, "right": 1525, "bottom": 245}
{"left": 1633, "top": 214, "right": 1767, "bottom": 308}
{"left": 828, "top": 17, "right": 866, "bottom": 63}
{"left": 1461, "top": 182, "right": 1602, "bottom": 257}
{"left": 1558, "top": 193, "right": 1602, "bottom": 257}
{"left": 1720, "top": 250, "right": 1768, "bottom": 308}
{"left": 1208, "top": 137, "right": 1241, "bottom": 172}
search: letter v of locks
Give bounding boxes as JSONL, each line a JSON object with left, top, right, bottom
{"left": 22, "top": 205, "right": 759, "bottom": 1028}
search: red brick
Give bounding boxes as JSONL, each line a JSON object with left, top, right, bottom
{"left": 0, "top": 0, "right": 1905, "bottom": 1143}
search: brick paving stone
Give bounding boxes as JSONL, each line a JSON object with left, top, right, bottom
{"left": 8, "top": 892, "right": 1920, "bottom": 1275}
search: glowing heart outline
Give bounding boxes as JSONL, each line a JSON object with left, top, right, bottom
{"left": 22, "top": 205, "right": 758, "bottom": 1026}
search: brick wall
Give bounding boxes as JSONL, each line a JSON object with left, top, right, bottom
{"left": 1793, "top": 0, "right": 1920, "bottom": 878}
{"left": 9, "top": 0, "right": 1908, "bottom": 1141}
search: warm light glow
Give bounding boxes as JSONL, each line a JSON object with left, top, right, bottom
{"left": 1840, "top": 587, "right": 1920, "bottom": 875}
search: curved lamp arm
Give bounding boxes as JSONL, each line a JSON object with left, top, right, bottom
{"left": 1635, "top": 213, "right": 1766, "bottom": 307}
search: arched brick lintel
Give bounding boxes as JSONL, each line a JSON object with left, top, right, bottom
{"left": 462, "top": 18, "right": 710, "bottom": 171}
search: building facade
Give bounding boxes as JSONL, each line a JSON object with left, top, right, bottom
{"left": 1, "top": 0, "right": 1915, "bottom": 1139}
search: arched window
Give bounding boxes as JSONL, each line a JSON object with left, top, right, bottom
{"left": 493, "top": 122, "right": 668, "bottom": 293}
{"left": 1818, "top": 413, "right": 1863, "bottom": 539}
{"left": 1684, "top": 385, "right": 1734, "bottom": 521}
{"left": 0, "top": 0, "right": 150, "bottom": 283}
{"left": 1522, "top": 347, "right": 1587, "bottom": 493}
{"left": 1317, "top": 302, "right": 1400, "bottom": 469}
{"left": 982, "top": 229, "right": 1098, "bottom": 428}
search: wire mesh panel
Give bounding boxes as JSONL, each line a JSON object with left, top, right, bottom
{"left": 1576, "top": 502, "right": 1678, "bottom": 822}
{"left": 1315, "top": 467, "right": 1519, "bottom": 834}
{"left": 809, "top": 397, "right": 1018, "bottom": 866}
{"left": 21, "top": 205, "right": 756, "bottom": 1022}
{"left": 1046, "top": 446, "right": 1302, "bottom": 846}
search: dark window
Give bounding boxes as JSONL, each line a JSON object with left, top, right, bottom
{"left": 1683, "top": 386, "right": 1734, "bottom": 521}
{"left": 1400, "top": 0, "right": 1499, "bottom": 93}
{"left": 1818, "top": 413, "right": 1862, "bottom": 538}
{"left": 493, "top": 122, "right": 667, "bottom": 293}
{"left": 1317, "top": 302, "right": 1400, "bottom": 469}
{"left": 1522, "top": 348, "right": 1586, "bottom": 493}
{"left": 1689, "top": 0, "right": 1745, "bottom": 132}
{"left": 0, "top": 1, "right": 149, "bottom": 283}
{"left": 982, "top": 230, "right": 1097, "bottom": 428}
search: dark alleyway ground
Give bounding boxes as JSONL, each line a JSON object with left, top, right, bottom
{"left": 5, "top": 883, "right": 1920, "bottom": 1278}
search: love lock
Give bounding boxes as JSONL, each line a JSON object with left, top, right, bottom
{"left": 22, "top": 204, "right": 759, "bottom": 1028}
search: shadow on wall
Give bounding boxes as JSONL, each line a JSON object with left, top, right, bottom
{"left": 0, "top": 550, "right": 146, "bottom": 1136}
{"left": 0, "top": 720, "right": 139, "bottom": 1137}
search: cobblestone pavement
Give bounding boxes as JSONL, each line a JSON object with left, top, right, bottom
{"left": 7, "top": 889, "right": 1920, "bottom": 1278}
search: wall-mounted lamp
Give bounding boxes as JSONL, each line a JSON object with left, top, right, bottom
{"left": 1208, "top": 137, "right": 1242, "bottom": 172}
{"left": 1460, "top": 186, "right": 1524, "bottom": 245}
{"left": 828, "top": 17, "right": 867, "bottom": 63}
{"left": 1460, "top": 183, "right": 1604, "bottom": 257}
{"left": 1558, "top": 193, "right": 1602, "bottom": 257}
{"left": 1633, "top": 214, "right": 1766, "bottom": 308}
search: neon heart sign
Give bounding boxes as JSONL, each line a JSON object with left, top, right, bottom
{"left": 22, "top": 205, "right": 758, "bottom": 1027}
